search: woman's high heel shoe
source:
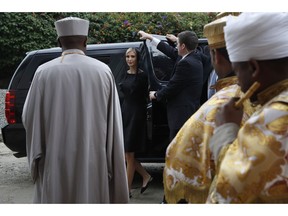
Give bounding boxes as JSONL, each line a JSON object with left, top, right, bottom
{"left": 140, "top": 176, "right": 153, "bottom": 194}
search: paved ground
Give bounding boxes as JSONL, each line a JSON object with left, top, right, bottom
{"left": 0, "top": 141, "right": 164, "bottom": 204}
{"left": 0, "top": 142, "right": 33, "bottom": 203}
{"left": 0, "top": 88, "right": 165, "bottom": 204}
{"left": 129, "top": 163, "right": 164, "bottom": 204}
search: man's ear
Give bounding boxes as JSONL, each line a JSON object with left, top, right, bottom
{"left": 249, "top": 59, "right": 260, "bottom": 79}
{"left": 210, "top": 49, "right": 216, "bottom": 64}
{"left": 83, "top": 37, "right": 87, "bottom": 47}
{"left": 180, "top": 43, "right": 185, "bottom": 50}
{"left": 215, "top": 49, "right": 222, "bottom": 64}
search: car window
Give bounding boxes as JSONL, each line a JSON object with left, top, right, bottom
{"left": 92, "top": 55, "right": 111, "bottom": 65}
{"left": 18, "top": 53, "right": 120, "bottom": 90}
{"left": 148, "top": 39, "right": 211, "bottom": 83}
{"left": 17, "top": 53, "right": 60, "bottom": 89}
{"left": 149, "top": 42, "right": 174, "bottom": 82}
{"left": 8, "top": 55, "right": 32, "bottom": 89}
{"left": 152, "top": 54, "right": 174, "bottom": 81}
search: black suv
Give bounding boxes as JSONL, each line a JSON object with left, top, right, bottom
{"left": 1, "top": 36, "right": 210, "bottom": 161}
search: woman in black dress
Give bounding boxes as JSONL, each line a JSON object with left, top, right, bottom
{"left": 119, "top": 48, "right": 152, "bottom": 197}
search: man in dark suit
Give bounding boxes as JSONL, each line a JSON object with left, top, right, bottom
{"left": 139, "top": 30, "right": 203, "bottom": 141}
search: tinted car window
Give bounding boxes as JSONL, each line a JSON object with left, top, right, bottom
{"left": 18, "top": 53, "right": 61, "bottom": 89}
{"left": 148, "top": 42, "right": 174, "bottom": 82}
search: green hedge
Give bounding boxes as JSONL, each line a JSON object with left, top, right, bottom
{"left": 0, "top": 12, "right": 216, "bottom": 87}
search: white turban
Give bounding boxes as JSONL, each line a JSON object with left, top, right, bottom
{"left": 224, "top": 12, "right": 288, "bottom": 62}
{"left": 55, "top": 17, "right": 89, "bottom": 37}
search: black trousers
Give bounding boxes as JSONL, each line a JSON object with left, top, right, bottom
{"left": 169, "top": 128, "right": 180, "bottom": 142}
{"left": 162, "top": 196, "right": 188, "bottom": 204}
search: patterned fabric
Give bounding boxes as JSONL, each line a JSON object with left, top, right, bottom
{"left": 163, "top": 76, "right": 257, "bottom": 203}
{"left": 207, "top": 79, "right": 288, "bottom": 203}
{"left": 211, "top": 76, "right": 238, "bottom": 93}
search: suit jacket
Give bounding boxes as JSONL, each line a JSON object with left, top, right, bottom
{"left": 156, "top": 42, "right": 203, "bottom": 130}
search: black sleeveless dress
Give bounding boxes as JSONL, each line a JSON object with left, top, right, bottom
{"left": 119, "top": 71, "right": 148, "bottom": 152}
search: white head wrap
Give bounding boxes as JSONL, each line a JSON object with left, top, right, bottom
{"left": 224, "top": 12, "right": 288, "bottom": 62}
{"left": 55, "top": 17, "right": 89, "bottom": 37}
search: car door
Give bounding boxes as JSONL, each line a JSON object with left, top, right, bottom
{"left": 137, "top": 37, "right": 211, "bottom": 162}
{"left": 135, "top": 40, "right": 173, "bottom": 162}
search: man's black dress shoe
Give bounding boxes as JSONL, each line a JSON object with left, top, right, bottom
{"left": 140, "top": 177, "right": 153, "bottom": 194}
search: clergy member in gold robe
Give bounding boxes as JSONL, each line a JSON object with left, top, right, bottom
{"left": 163, "top": 14, "right": 257, "bottom": 203}
{"left": 207, "top": 12, "right": 288, "bottom": 203}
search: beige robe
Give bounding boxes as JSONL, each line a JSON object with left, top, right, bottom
{"left": 22, "top": 49, "right": 129, "bottom": 203}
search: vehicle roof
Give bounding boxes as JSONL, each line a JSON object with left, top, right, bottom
{"left": 26, "top": 36, "right": 207, "bottom": 56}
{"left": 26, "top": 41, "right": 144, "bottom": 56}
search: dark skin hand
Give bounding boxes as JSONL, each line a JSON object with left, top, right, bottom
{"left": 215, "top": 97, "right": 244, "bottom": 127}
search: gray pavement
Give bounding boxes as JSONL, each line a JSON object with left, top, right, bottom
{"left": 0, "top": 141, "right": 164, "bottom": 204}
{"left": 0, "top": 88, "right": 164, "bottom": 204}
{"left": 129, "top": 163, "right": 165, "bottom": 204}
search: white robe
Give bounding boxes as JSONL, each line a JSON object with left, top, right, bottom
{"left": 22, "top": 49, "right": 129, "bottom": 203}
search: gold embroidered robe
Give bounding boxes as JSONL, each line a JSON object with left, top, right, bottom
{"left": 163, "top": 76, "right": 256, "bottom": 203}
{"left": 207, "top": 79, "right": 288, "bottom": 203}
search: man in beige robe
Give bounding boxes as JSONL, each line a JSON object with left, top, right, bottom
{"left": 22, "top": 17, "right": 129, "bottom": 203}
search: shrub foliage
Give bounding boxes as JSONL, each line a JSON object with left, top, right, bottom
{"left": 0, "top": 12, "right": 216, "bottom": 85}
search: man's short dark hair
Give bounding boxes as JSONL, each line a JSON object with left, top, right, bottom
{"left": 178, "top": 31, "right": 198, "bottom": 51}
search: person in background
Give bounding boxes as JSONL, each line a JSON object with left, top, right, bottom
{"left": 119, "top": 48, "right": 153, "bottom": 198}
{"left": 162, "top": 13, "right": 257, "bottom": 203}
{"left": 200, "top": 45, "right": 214, "bottom": 103}
{"left": 206, "top": 12, "right": 240, "bottom": 100}
{"left": 138, "top": 30, "right": 204, "bottom": 141}
{"left": 207, "top": 12, "right": 288, "bottom": 203}
{"left": 22, "top": 17, "right": 129, "bottom": 203}
{"left": 207, "top": 69, "right": 218, "bottom": 98}
{"left": 140, "top": 31, "right": 212, "bottom": 105}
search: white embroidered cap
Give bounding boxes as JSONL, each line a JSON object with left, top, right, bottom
{"left": 55, "top": 17, "right": 89, "bottom": 37}
{"left": 224, "top": 12, "right": 288, "bottom": 62}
